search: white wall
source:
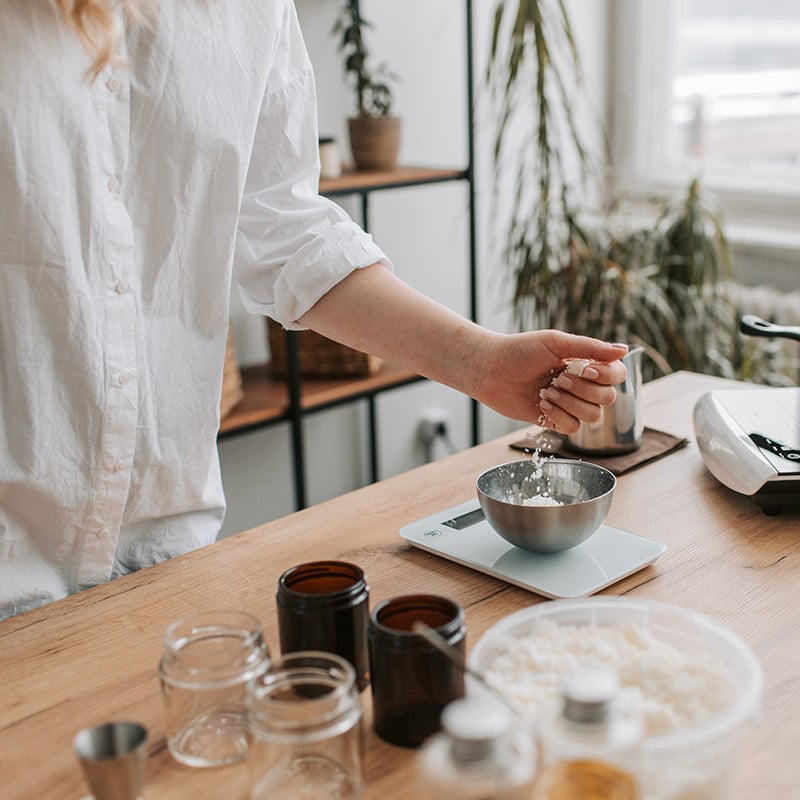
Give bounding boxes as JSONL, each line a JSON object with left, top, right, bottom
{"left": 218, "top": 0, "right": 613, "bottom": 539}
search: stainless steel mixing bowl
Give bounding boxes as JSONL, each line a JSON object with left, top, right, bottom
{"left": 476, "top": 459, "right": 616, "bottom": 553}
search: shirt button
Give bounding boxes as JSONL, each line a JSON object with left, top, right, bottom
{"left": 96, "top": 528, "right": 111, "bottom": 540}
{"left": 107, "top": 176, "right": 121, "bottom": 193}
{"left": 117, "top": 371, "right": 129, "bottom": 386}
{"left": 106, "top": 77, "right": 122, "bottom": 94}
{"left": 112, "top": 461, "right": 126, "bottom": 472}
{"left": 115, "top": 279, "right": 130, "bottom": 294}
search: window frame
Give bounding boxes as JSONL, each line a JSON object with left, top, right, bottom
{"left": 608, "top": 0, "right": 800, "bottom": 250}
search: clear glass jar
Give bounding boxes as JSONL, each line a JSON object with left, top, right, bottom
{"left": 158, "top": 609, "right": 270, "bottom": 767}
{"left": 368, "top": 594, "right": 466, "bottom": 748}
{"left": 277, "top": 560, "right": 370, "bottom": 691}
{"left": 247, "top": 651, "right": 363, "bottom": 800}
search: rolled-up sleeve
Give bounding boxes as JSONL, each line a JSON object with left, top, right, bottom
{"left": 234, "top": 1, "right": 390, "bottom": 330}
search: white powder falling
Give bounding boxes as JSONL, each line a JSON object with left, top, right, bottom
{"left": 502, "top": 451, "right": 561, "bottom": 505}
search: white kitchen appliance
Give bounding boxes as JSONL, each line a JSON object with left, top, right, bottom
{"left": 400, "top": 500, "right": 666, "bottom": 599}
{"left": 693, "top": 386, "right": 800, "bottom": 513}
{"left": 696, "top": 314, "right": 800, "bottom": 513}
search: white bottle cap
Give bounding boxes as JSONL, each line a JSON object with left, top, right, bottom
{"left": 443, "top": 696, "right": 512, "bottom": 741}
{"left": 440, "top": 696, "right": 514, "bottom": 764}
{"left": 562, "top": 668, "right": 620, "bottom": 724}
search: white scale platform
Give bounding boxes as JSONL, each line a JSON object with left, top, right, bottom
{"left": 400, "top": 500, "right": 666, "bottom": 600}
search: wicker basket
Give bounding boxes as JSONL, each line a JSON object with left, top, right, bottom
{"left": 220, "top": 324, "right": 244, "bottom": 419}
{"left": 267, "top": 318, "right": 381, "bottom": 377}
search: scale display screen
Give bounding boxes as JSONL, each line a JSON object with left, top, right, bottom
{"left": 441, "top": 507, "right": 485, "bottom": 531}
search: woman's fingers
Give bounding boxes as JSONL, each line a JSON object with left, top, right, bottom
{"left": 562, "top": 357, "right": 627, "bottom": 387}
{"left": 536, "top": 398, "right": 582, "bottom": 434}
{"left": 553, "top": 371, "right": 618, "bottom": 406}
{"left": 538, "top": 388, "right": 607, "bottom": 432}
{"left": 536, "top": 356, "right": 626, "bottom": 433}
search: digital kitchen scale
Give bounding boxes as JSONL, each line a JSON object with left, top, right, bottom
{"left": 400, "top": 500, "right": 666, "bottom": 599}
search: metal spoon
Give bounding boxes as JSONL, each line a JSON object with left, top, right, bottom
{"left": 412, "top": 621, "right": 520, "bottom": 717}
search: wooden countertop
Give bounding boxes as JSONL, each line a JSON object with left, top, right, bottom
{"left": 2, "top": 372, "right": 798, "bottom": 798}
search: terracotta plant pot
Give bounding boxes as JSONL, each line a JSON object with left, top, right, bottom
{"left": 348, "top": 116, "right": 401, "bottom": 170}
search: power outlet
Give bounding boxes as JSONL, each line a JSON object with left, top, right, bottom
{"left": 418, "top": 409, "right": 450, "bottom": 446}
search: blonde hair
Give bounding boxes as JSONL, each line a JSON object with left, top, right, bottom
{"left": 53, "top": 0, "right": 154, "bottom": 80}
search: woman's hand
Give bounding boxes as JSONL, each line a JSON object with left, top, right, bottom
{"left": 471, "top": 330, "right": 629, "bottom": 434}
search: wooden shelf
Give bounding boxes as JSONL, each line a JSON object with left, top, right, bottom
{"left": 218, "top": 362, "right": 424, "bottom": 437}
{"left": 320, "top": 165, "right": 468, "bottom": 196}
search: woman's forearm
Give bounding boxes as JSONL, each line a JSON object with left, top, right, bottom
{"left": 298, "top": 263, "right": 494, "bottom": 398}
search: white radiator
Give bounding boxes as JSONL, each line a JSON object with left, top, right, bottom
{"left": 729, "top": 282, "right": 800, "bottom": 326}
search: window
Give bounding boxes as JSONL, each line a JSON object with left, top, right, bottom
{"left": 612, "top": 0, "right": 800, "bottom": 239}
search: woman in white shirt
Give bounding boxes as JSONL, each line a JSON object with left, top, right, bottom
{"left": 0, "top": 0, "right": 628, "bottom": 618}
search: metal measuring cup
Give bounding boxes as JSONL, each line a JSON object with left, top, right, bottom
{"left": 74, "top": 721, "right": 148, "bottom": 800}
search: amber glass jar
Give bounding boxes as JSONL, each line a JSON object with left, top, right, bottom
{"left": 276, "top": 561, "right": 370, "bottom": 691}
{"left": 368, "top": 594, "right": 466, "bottom": 748}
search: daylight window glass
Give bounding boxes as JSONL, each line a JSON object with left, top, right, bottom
{"left": 667, "top": 0, "right": 800, "bottom": 187}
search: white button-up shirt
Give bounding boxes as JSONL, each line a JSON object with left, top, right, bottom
{"left": 0, "top": 0, "right": 388, "bottom": 618}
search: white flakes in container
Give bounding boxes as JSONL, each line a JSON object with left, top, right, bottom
{"left": 469, "top": 599, "right": 762, "bottom": 800}
{"left": 482, "top": 618, "right": 736, "bottom": 737}
{"left": 519, "top": 495, "right": 563, "bottom": 507}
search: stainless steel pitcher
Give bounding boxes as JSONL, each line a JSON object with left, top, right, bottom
{"left": 565, "top": 346, "right": 644, "bottom": 455}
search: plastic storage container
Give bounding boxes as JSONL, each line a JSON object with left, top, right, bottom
{"left": 469, "top": 598, "right": 762, "bottom": 800}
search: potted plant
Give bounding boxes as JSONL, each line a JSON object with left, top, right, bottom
{"left": 485, "top": 0, "right": 789, "bottom": 385}
{"left": 333, "top": 0, "right": 400, "bottom": 170}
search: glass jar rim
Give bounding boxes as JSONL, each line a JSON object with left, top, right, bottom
{"left": 159, "top": 609, "right": 269, "bottom": 686}
{"left": 369, "top": 594, "right": 465, "bottom": 645}
{"left": 277, "top": 561, "right": 368, "bottom": 608}
{"left": 247, "top": 651, "right": 360, "bottom": 736}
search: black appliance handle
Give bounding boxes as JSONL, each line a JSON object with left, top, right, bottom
{"left": 740, "top": 315, "right": 800, "bottom": 343}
